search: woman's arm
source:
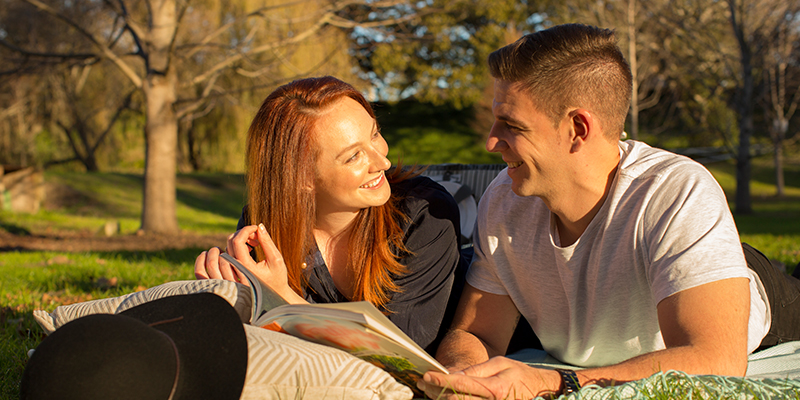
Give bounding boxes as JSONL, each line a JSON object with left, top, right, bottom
{"left": 384, "top": 178, "right": 464, "bottom": 352}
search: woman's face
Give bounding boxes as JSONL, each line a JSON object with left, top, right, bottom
{"left": 312, "top": 97, "right": 392, "bottom": 217}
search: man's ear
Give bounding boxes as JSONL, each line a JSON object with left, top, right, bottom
{"left": 568, "top": 109, "right": 595, "bottom": 153}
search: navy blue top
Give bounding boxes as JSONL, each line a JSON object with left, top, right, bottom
{"left": 238, "top": 175, "right": 466, "bottom": 353}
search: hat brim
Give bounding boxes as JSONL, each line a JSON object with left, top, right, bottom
{"left": 119, "top": 292, "right": 248, "bottom": 400}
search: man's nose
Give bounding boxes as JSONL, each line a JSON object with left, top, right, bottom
{"left": 486, "top": 123, "right": 508, "bottom": 153}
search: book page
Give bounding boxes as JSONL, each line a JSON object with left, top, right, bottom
{"left": 220, "top": 253, "right": 288, "bottom": 322}
{"left": 270, "top": 314, "right": 445, "bottom": 396}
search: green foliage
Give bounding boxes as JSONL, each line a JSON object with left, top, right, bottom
{"left": 359, "top": 0, "right": 539, "bottom": 107}
{"left": 374, "top": 100, "right": 502, "bottom": 165}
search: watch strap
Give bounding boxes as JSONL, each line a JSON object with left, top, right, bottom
{"left": 554, "top": 368, "right": 581, "bottom": 395}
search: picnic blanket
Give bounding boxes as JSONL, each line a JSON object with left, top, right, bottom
{"left": 506, "top": 343, "right": 800, "bottom": 399}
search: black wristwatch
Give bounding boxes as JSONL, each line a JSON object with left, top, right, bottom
{"left": 554, "top": 368, "right": 581, "bottom": 395}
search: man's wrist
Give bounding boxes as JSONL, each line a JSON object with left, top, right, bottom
{"left": 554, "top": 368, "right": 581, "bottom": 396}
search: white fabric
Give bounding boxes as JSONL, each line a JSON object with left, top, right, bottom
{"left": 746, "top": 341, "right": 800, "bottom": 379}
{"left": 467, "top": 140, "right": 770, "bottom": 367}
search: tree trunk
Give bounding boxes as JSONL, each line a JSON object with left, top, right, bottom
{"left": 628, "top": 0, "right": 639, "bottom": 140}
{"left": 774, "top": 137, "right": 784, "bottom": 197}
{"left": 140, "top": 0, "right": 180, "bottom": 234}
{"left": 141, "top": 72, "right": 180, "bottom": 233}
{"left": 730, "top": 0, "right": 753, "bottom": 215}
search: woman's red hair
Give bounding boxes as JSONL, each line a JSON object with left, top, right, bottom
{"left": 246, "top": 76, "right": 411, "bottom": 310}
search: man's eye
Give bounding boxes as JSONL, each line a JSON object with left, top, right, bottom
{"left": 347, "top": 151, "right": 360, "bottom": 163}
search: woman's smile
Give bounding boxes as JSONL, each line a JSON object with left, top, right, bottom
{"left": 360, "top": 172, "right": 385, "bottom": 189}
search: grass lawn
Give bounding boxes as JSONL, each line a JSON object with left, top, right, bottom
{"left": 1, "top": 155, "right": 799, "bottom": 399}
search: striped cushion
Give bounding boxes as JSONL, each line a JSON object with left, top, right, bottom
{"left": 31, "top": 279, "right": 414, "bottom": 400}
{"left": 32, "top": 280, "right": 251, "bottom": 334}
{"left": 242, "top": 325, "right": 412, "bottom": 400}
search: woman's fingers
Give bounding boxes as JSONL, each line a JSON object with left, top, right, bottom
{"left": 195, "top": 247, "right": 224, "bottom": 280}
{"left": 217, "top": 255, "right": 238, "bottom": 282}
{"left": 194, "top": 251, "right": 210, "bottom": 280}
{"left": 256, "top": 223, "right": 285, "bottom": 268}
{"left": 227, "top": 225, "right": 259, "bottom": 262}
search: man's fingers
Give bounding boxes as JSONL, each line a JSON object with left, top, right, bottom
{"left": 420, "top": 372, "right": 488, "bottom": 400}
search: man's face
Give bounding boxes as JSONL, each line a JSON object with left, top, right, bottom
{"left": 487, "top": 79, "right": 570, "bottom": 198}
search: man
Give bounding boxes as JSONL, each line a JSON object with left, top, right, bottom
{"left": 418, "top": 23, "right": 797, "bottom": 399}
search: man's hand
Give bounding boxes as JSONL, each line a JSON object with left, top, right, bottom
{"left": 418, "top": 357, "right": 561, "bottom": 400}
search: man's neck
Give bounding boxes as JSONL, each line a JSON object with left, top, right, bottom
{"left": 549, "top": 151, "right": 620, "bottom": 247}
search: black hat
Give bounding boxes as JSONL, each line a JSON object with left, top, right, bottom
{"left": 21, "top": 293, "right": 248, "bottom": 400}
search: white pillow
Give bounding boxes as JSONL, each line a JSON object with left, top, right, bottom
{"left": 31, "top": 279, "right": 414, "bottom": 400}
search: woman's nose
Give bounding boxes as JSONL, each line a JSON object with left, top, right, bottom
{"left": 373, "top": 151, "right": 391, "bottom": 171}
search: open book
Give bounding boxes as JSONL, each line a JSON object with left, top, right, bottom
{"left": 221, "top": 253, "right": 448, "bottom": 393}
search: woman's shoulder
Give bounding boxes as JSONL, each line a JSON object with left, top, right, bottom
{"left": 391, "top": 175, "right": 458, "bottom": 216}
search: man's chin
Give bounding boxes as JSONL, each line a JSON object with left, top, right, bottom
{"left": 510, "top": 183, "right": 532, "bottom": 197}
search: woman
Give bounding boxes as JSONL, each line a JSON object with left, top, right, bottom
{"left": 195, "top": 76, "right": 464, "bottom": 352}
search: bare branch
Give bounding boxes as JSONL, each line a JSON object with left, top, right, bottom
{"left": 20, "top": 0, "right": 143, "bottom": 88}
{"left": 91, "top": 91, "right": 135, "bottom": 153}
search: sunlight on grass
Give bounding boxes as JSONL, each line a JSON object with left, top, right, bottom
{"left": 2, "top": 172, "right": 244, "bottom": 236}
{"left": 0, "top": 249, "right": 199, "bottom": 400}
{"left": 706, "top": 157, "right": 800, "bottom": 269}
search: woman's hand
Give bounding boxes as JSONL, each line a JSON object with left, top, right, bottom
{"left": 195, "top": 224, "right": 305, "bottom": 304}
{"left": 194, "top": 245, "right": 248, "bottom": 283}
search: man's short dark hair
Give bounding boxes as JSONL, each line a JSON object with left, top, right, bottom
{"left": 488, "top": 23, "right": 633, "bottom": 139}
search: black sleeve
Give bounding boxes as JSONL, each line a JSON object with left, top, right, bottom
{"left": 236, "top": 206, "right": 248, "bottom": 231}
{"left": 384, "top": 177, "right": 466, "bottom": 354}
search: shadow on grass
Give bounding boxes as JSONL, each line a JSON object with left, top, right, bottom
{"left": 0, "top": 223, "right": 31, "bottom": 236}
{"left": 176, "top": 173, "right": 246, "bottom": 221}
{"left": 733, "top": 195, "right": 800, "bottom": 236}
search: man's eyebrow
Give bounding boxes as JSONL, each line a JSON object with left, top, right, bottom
{"left": 495, "top": 114, "right": 525, "bottom": 127}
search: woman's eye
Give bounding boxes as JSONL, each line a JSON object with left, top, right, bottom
{"left": 372, "top": 130, "right": 381, "bottom": 139}
{"left": 346, "top": 151, "right": 360, "bottom": 163}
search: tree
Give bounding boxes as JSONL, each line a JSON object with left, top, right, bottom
{"left": 643, "top": 0, "right": 798, "bottom": 214}
{"left": 354, "top": 0, "right": 544, "bottom": 141}
{"left": 760, "top": 9, "right": 800, "bottom": 197}
{"left": 46, "top": 66, "right": 136, "bottom": 171}
{"left": 725, "top": 0, "right": 800, "bottom": 213}
{"left": 4, "top": 0, "right": 420, "bottom": 233}
{"left": 545, "top": 0, "right": 670, "bottom": 141}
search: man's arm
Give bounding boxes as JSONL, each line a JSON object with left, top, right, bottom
{"left": 420, "top": 277, "right": 750, "bottom": 399}
{"left": 583, "top": 277, "right": 750, "bottom": 381}
{"left": 435, "top": 283, "right": 521, "bottom": 371}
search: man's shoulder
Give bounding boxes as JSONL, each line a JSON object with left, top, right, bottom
{"left": 480, "top": 169, "right": 514, "bottom": 202}
{"left": 619, "top": 140, "right": 713, "bottom": 183}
